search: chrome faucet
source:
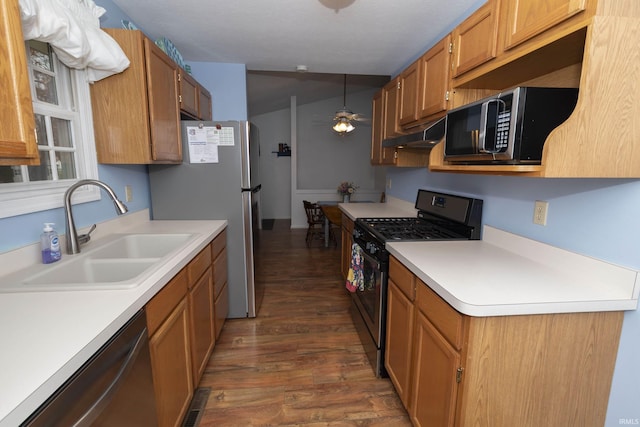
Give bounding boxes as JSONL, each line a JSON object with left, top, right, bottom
{"left": 64, "top": 179, "right": 128, "bottom": 254}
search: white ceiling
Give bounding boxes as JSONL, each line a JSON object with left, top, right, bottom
{"left": 110, "top": 0, "right": 481, "bottom": 115}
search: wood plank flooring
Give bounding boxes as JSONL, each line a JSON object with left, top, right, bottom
{"left": 197, "top": 227, "right": 411, "bottom": 426}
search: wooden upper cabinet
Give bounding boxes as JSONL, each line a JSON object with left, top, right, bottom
{"left": 370, "top": 89, "right": 384, "bottom": 165}
{"left": 198, "top": 86, "right": 212, "bottom": 121}
{"left": 145, "top": 39, "right": 181, "bottom": 162}
{"left": 90, "top": 29, "right": 181, "bottom": 164}
{"left": 451, "top": 0, "right": 499, "bottom": 77}
{"left": 398, "top": 60, "right": 420, "bottom": 126}
{"left": 418, "top": 34, "right": 452, "bottom": 120}
{"left": 382, "top": 77, "right": 402, "bottom": 140}
{"left": 0, "top": 0, "right": 38, "bottom": 165}
{"left": 179, "top": 71, "right": 199, "bottom": 118}
{"left": 371, "top": 88, "right": 398, "bottom": 166}
{"left": 179, "top": 70, "right": 213, "bottom": 121}
{"left": 503, "top": 0, "right": 588, "bottom": 50}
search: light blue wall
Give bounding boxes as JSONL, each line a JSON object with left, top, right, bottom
{"left": 188, "top": 62, "right": 248, "bottom": 121}
{"left": 386, "top": 167, "right": 640, "bottom": 424}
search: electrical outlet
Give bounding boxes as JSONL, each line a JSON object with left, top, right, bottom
{"left": 125, "top": 185, "right": 133, "bottom": 202}
{"left": 533, "top": 200, "right": 548, "bottom": 226}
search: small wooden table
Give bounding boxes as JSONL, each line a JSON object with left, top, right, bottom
{"left": 320, "top": 204, "right": 342, "bottom": 247}
{"left": 317, "top": 201, "right": 341, "bottom": 248}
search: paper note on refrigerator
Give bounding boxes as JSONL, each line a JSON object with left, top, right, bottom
{"left": 186, "top": 126, "right": 219, "bottom": 163}
{"left": 217, "top": 126, "right": 235, "bottom": 146}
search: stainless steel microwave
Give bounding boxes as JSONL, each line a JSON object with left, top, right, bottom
{"left": 444, "top": 87, "right": 578, "bottom": 164}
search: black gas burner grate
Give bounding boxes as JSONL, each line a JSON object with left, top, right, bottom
{"left": 358, "top": 217, "right": 468, "bottom": 241}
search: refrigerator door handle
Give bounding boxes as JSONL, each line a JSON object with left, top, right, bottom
{"left": 241, "top": 184, "right": 262, "bottom": 193}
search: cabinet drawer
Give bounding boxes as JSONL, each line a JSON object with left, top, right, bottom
{"left": 211, "top": 229, "right": 226, "bottom": 260}
{"left": 188, "top": 244, "right": 212, "bottom": 285}
{"left": 146, "top": 268, "right": 188, "bottom": 336}
{"left": 415, "top": 280, "right": 465, "bottom": 350}
{"left": 389, "top": 256, "right": 415, "bottom": 301}
{"left": 213, "top": 248, "right": 228, "bottom": 298}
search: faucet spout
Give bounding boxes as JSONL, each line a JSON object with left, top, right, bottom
{"left": 64, "top": 179, "right": 128, "bottom": 254}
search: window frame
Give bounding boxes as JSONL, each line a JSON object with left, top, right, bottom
{"left": 0, "top": 44, "right": 100, "bottom": 219}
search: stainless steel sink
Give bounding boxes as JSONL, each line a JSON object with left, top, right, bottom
{"left": 0, "top": 233, "right": 195, "bottom": 293}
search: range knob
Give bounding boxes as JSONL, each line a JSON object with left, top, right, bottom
{"left": 365, "top": 241, "right": 378, "bottom": 255}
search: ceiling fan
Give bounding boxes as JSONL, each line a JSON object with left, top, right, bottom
{"left": 332, "top": 74, "right": 368, "bottom": 135}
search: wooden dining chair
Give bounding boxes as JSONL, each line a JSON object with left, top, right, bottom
{"left": 303, "top": 200, "right": 326, "bottom": 247}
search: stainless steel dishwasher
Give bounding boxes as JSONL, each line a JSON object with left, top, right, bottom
{"left": 21, "top": 309, "right": 159, "bottom": 426}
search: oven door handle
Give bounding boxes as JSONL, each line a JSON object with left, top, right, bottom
{"left": 355, "top": 243, "right": 382, "bottom": 270}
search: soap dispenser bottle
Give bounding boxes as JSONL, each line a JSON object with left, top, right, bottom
{"left": 41, "top": 223, "right": 61, "bottom": 264}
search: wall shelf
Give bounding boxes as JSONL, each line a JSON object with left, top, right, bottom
{"left": 272, "top": 151, "right": 291, "bottom": 157}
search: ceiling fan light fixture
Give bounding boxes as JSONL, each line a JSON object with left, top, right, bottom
{"left": 333, "top": 117, "right": 355, "bottom": 134}
{"left": 332, "top": 74, "right": 356, "bottom": 135}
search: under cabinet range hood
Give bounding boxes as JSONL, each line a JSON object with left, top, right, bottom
{"left": 382, "top": 117, "right": 446, "bottom": 149}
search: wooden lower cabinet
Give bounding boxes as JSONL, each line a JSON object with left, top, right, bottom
{"left": 212, "top": 230, "right": 228, "bottom": 338}
{"left": 340, "top": 214, "right": 354, "bottom": 279}
{"left": 384, "top": 278, "right": 415, "bottom": 408}
{"left": 410, "top": 309, "right": 461, "bottom": 427}
{"left": 188, "top": 266, "right": 214, "bottom": 386}
{"left": 386, "top": 255, "right": 624, "bottom": 427}
{"left": 148, "top": 297, "right": 193, "bottom": 427}
{"left": 146, "top": 228, "right": 227, "bottom": 427}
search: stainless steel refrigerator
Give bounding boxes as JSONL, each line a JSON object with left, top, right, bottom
{"left": 148, "top": 120, "right": 263, "bottom": 318}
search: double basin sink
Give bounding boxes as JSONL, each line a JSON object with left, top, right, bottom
{"left": 0, "top": 233, "right": 193, "bottom": 292}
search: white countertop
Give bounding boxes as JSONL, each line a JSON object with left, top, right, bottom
{"left": 339, "top": 197, "right": 416, "bottom": 221}
{"left": 0, "top": 214, "right": 227, "bottom": 426}
{"left": 387, "top": 226, "right": 639, "bottom": 317}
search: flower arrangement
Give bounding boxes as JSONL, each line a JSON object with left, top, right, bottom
{"left": 337, "top": 181, "right": 358, "bottom": 196}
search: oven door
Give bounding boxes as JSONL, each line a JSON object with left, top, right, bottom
{"left": 350, "top": 243, "right": 387, "bottom": 350}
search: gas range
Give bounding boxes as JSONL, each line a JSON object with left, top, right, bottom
{"left": 353, "top": 190, "right": 484, "bottom": 260}
{"left": 347, "top": 189, "right": 483, "bottom": 378}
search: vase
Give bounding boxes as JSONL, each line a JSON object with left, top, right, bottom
{"left": 343, "top": 194, "right": 350, "bottom": 203}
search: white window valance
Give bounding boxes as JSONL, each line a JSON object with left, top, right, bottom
{"left": 19, "top": 0, "right": 130, "bottom": 82}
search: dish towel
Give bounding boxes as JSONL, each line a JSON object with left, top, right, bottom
{"left": 346, "top": 243, "right": 365, "bottom": 292}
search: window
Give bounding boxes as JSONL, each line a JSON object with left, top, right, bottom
{"left": 0, "top": 41, "right": 100, "bottom": 218}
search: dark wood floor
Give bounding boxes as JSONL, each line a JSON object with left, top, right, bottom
{"left": 198, "top": 227, "right": 411, "bottom": 426}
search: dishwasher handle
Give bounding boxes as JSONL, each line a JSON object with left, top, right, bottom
{"left": 72, "top": 327, "right": 148, "bottom": 427}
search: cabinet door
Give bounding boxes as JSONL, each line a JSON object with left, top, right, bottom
{"left": 214, "top": 281, "right": 229, "bottom": 339}
{"left": 410, "top": 311, "right": 460, "bottom": 427}
{"left": 213, "top": 247, "right": 228, "bottom": 337}
{"left": 370, "top": 90, "right": 384, "bottom": 165}
{"left": 398, "top": 60, "right": 420, "bottom": 126}
{"left": 382, "top": 77, "right": 402, "bottom": 140}
{"left": 418, "top": 35, "right": 452, "bottom": 119}
{"left": 503, "top": 0, "right": 587, "bottom": 50}
{"left": 144, "top": 38, "right": 181, "bottom": 162}
{"left": 341, "top": 215, "right": 354, "bottom": 279}
{"left": 385, "top": 279, "right": 415, "bottom": 409}
{"left": 149, "top": 298, "right": 193, "bottom": 427}
{"left": 189, "top": 267, "right": 215, "bottom": 386}
{"left": 198, "top": 86, "right": 212, "bottom": 121}
{"left": 179, "top": 71, "right": 199, "bottom": 118}
{"left": 451, "top": 0, "right": 499, "bottom": 77}
{"left": 0, "top": 0, "right": 38, "bottom": 165}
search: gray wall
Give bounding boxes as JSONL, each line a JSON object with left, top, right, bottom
{"left": 250, "top": 87, "right": 385, "bottom": 225}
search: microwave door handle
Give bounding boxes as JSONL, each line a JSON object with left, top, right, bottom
{"left": 478, "top": 99, "right": 501, "bottom": 153}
